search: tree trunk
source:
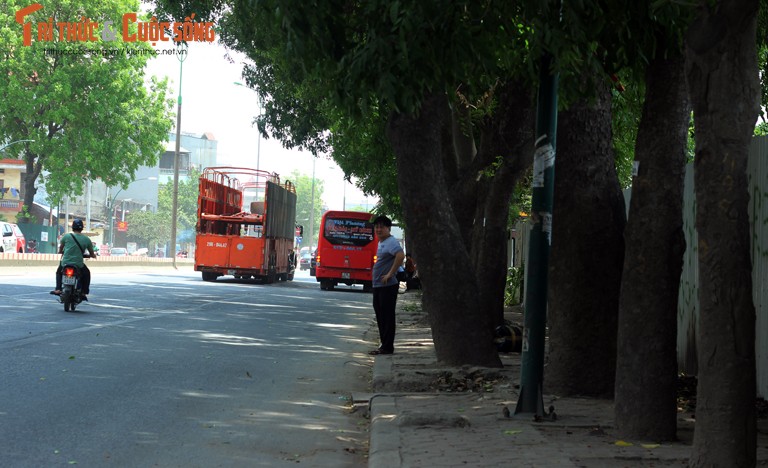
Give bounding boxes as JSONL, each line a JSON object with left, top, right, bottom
{"left": 23, "top": 150, "right": 40, "bottom": 212}
{"left": 546, "top": 76, "right": 626, "bottom": 398}
{"left": 471, "top": 82, "right": 536, "bottom": 329}
{"left": 614, "top": 50, "right": 689, "bottom": 441}
{"left": 387, "top": 93, "right": 502, "bottom": 367}
{"left": 685, "top": 1, "right": 759, "bottom": 465}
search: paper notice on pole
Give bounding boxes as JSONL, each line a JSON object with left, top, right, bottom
{"left": 533, "top": 143, "right": 555, "bottom": 188}
{"left": 542, "top": 212, "right": 552, "bottom": 233}
{"left": 542, "top": 212, "right": 552, "bottom": 245}
{"left": 522, "top": 327, "right": 529, "bottom": 352}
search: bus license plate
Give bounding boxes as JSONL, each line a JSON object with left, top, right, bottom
{"left": 62, "top": 276, "right": 76, "bottom": 285}
{"left": 342, "top": 272, "right": 350, "bottom": 279}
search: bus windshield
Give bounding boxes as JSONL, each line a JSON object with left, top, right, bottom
{"left": 242, "top": 186, "right": 265, "bottom": 205}
{"left": 242, "top": 186, "right": 266, "bottom": 214}
{"left": 323, "top": 217, "right": 374, "bottom": 246}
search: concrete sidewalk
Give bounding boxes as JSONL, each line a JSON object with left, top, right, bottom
{"left": 367, "top": 292, "right": 768, "bottom": 467}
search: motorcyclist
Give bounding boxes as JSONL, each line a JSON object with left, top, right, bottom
{"left": 50, "top": 219, "right": 95, "bottom": 299}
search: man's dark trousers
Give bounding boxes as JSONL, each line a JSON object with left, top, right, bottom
{"left": 372, "top": 284, "right": 399, "bottom": 353}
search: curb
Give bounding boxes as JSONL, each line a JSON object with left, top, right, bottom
{"left": 371, "top": 352, "right": 394, "bottom": 390}
{"left": 368, "top": 395, "right": 402, "bottom": 468}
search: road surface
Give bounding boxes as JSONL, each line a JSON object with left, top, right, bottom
{"left": 0, "top": 267, "right": 374, "bottom": 466}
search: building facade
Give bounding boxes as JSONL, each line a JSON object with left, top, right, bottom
{"left": 64, "top": 131, "right": 217, "bottom": 247}
{"left": 0, "top": 159, "right": 25, "bottom": 222}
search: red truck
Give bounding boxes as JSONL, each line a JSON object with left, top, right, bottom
{"left": 195, "top": 166, "right": 297, "bottom": 283}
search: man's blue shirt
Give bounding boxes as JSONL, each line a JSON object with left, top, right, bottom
{"left": 373, "top": 235, "right": 403, "bottom": 288}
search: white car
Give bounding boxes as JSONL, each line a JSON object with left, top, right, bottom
{"left": 0, "top": 221, "right": 23, "bottom": 253}
{"left": 109, "top": 247, "right": 128, "bottom": 256}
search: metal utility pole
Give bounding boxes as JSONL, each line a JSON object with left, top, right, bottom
{"left": 515, "top": 54, "right": 558, "bottom": 416}
{"left": 308, "top": 156, "right": 316, "bottom": 251}
{"left": 233, "top": 81, "right": 262, "bottom": 171}
{"left": 171, "top": 44, "right": 188, "bottom": 268}
{"left": 65, "top": 196, "right": 70, "bottom": 232}
{"left": 85, "top": 178, "right": 92, "bottom": 232}
{"left": 256, "top": 106, "right": 261, "bottom": 172}
{"left": 0, "top": 139, "right": 34, "bottom": 153}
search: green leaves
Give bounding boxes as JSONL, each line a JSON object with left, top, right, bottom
{"left": 0, "top": 0, "right": 174, "bottom": 208}
{"left": 154, "top": 167, "right": 201, "bottom": 244}
{"left": 126, "top": 168, "right": 201, "bottom": 250}
{"left": 289, "top": 169, "right": 325, "bottom": 245}
{"left": 125, "top": 209, "right": 171, "bottom": 250}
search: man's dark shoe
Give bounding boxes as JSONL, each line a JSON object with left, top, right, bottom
{"left": 369, "top": 348, "right": 394, "bottom": 355}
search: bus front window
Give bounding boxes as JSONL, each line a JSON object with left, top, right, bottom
{"left": 243, "top": 187, "right": 266, "bottom": 214}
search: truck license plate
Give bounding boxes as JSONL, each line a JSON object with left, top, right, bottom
{"left": 227, "top": 270, "right": 236, "bottom": 275}
{"left": 342, "top": 272, "right": 350, "bottom": 279}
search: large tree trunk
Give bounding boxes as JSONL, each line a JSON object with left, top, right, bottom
{"left": 685, "top": 1, "right": 759, "bottom": 465}
{"left": 387, "top": 93, "right": 502, "bottom": 367}
{"left": 614, "top": 50, "right": 689, "bottom": 441}
{"left": 386, "top": 81, "right": 533, "bottom": 366}
{"left": 471, "top": 83, "right": 536, "bottom": 329}
{"left": 22, "top": 149, "right": 40, "bottom": 212}
{"left": 546, "top": 76, "right": 626, "bottom": 398}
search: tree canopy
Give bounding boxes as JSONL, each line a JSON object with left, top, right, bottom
{"left": 157, "top": 168, "right": 200, "bottom": 244}
{"left": 148, "top": 0, "right": 765, "bottom": 460}
{"left": 0, "top": 0, "right": 174, "bottom": 211}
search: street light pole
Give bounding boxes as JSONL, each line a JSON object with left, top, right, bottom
{"left": 0, "top": 139, "right": 34, "bottom": 153}
{"left": 85, "top": 179, "right": 92, "bottom": 232}
{"left": 109, "top": 192, "right": 121, "bottom": 246}
{"left": 121, "top": 199, "right": 131, "bottom": 221}
{"left": 308, "top": 156, "right": 316, "bottom": 251}
{"left": 233, "top": 81, "right": 263, "bottom": 171}
{"left": 515, "top": 53, "right": 559, "bottom": 417}
{"left": 256, "top": 115, "right": 261, "bottom": 172}
{"left": 329, "top": 164, "right": 348, "bottom": 211}
{"left": 171, "top": 43, "right": 188, "bottom": 269}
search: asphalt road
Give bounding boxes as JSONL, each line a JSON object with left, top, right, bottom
{"left": 0, "top": 268, "right": 374, "bottom": 467}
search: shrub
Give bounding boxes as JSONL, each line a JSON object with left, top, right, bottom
{"left": 504, "top": 264, "right": 524, "bottom": 306}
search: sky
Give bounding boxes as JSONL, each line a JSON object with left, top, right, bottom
{"left": 144, "top": 40, "right": 376, "bottom": 211}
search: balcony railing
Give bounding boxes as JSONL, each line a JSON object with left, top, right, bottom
{"left": 0, "top": 199, "right": 22, "bottom": 211}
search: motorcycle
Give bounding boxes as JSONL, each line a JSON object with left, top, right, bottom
{"left": 59, "top": 255, "right": 89, "bottom": 311}
{"left": 60, "top": 264, "right": 85, "bottom": 312}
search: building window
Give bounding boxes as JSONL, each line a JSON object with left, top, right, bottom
{"left": 160, "top": 152, "right": 190, "bottom": 172}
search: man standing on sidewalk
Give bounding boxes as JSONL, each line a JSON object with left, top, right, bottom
{"left": 370, "top": 215, "right": 405, "bottom": 355}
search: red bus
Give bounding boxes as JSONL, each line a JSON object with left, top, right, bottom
{"left": 312, "top": 211, "right": 377, "bottom": 291}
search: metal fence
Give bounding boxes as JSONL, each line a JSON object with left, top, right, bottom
{"left": 676, "top": 136, "right": 767, "bottom": 396}
{"left": 510, "top": 135, "right": 768, "bottom": 397}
